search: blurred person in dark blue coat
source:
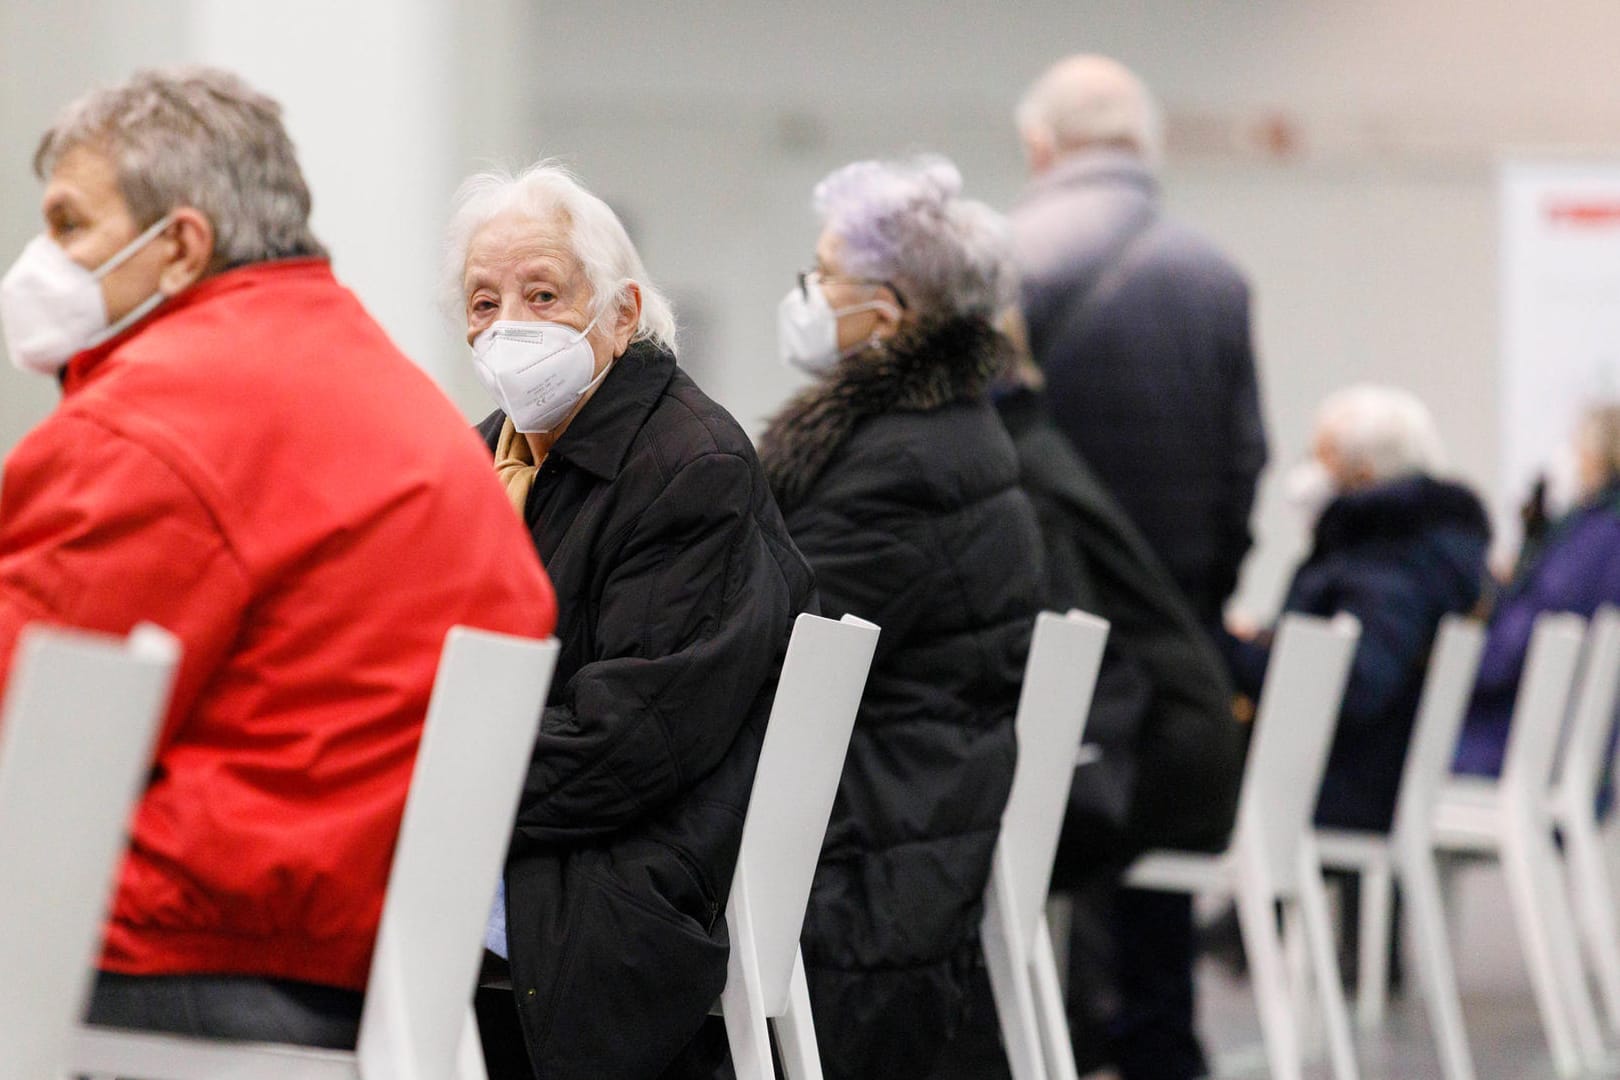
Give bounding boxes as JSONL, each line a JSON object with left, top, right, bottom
{"left": 1227, "top": 385, "right": 1490, "bottom": 833}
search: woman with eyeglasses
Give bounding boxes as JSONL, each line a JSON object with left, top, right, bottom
{"left": 758, "top": 156, "right": 1044, "bottom": 1080}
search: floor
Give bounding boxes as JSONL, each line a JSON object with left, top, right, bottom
{"left": 1189, "top": 857, "right": 1620, "bottom": 1079}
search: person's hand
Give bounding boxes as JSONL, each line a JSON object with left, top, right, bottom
{"left": 1225, "top": 611, "right": 1261, "bottom": 642}
{"left": 1232, "top": 695, "right": 1257, "bottom": 724}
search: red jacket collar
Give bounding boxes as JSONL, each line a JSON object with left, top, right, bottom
{"left": 62, "top": 258, "right": 334, "bottom": 393}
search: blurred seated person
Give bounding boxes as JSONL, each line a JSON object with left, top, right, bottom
{"left": 1227, "top": 385, "right": 1490, "bottom": 832}
{"left": 757, "top": 156, "right": 1043, "bottom": 1080}
{"left": 1455, "top": 402, "right": 1620, "bottom": 778}
{"left": 449, "top": 161, "right": 815, "bottom": 1080}
{"left": 985, "top": 330, "right": 1247, "bottom": 1078}
{"left": 0, "top": 67, "right": 554, "bottom": 1047}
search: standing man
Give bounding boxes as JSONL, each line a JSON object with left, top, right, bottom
{"left": 1011, "top": 55, "right": 1268, "bottom": 1080}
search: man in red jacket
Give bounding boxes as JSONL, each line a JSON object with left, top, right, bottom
{"left": 0, "top": 66, "right": 556, "bottom": 1047}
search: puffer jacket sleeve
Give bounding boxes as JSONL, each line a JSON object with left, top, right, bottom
{"left": 514, "top": 450, "right": 794, "bottom": 837}
{"left": 0, "top": 413, "right": 251, "bottom": 743}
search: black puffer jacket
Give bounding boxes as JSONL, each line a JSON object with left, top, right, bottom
{"left": 758, "top": 318, "right": 1043, "bottom": 1080}
{"left": 475, "top": 342, "right": 815, "bottom": 1080}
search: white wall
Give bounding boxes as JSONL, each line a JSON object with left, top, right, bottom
{"left": 4, "top": 2, "right": 1620, "bottom": 614}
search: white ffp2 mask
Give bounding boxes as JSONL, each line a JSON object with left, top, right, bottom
{"left": 0, "top": 214, "right": 175, "bottom": 375}
{"left": 777, "top": 276, "right": 898, "bottom": 376}
{"left": 472, "top": 316, "right": 611, "bottom": 434}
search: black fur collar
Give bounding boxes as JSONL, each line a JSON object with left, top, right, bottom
{"left": 759, "top": 316, "right": 1011, "bottom": 512}
{"left": 1312, "top": 474, "right": 1490, "bottom": 554}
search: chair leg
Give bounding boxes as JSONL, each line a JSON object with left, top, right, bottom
{"left": 1500, "top": 826, "right": 1586, "bottom": 1077}
{"left": 1235, "top": 872, "right": 1303, "bottom": 1080}
{"left": 457, "top": 1003, "right": 490, "bottom": 1080}
{"left": 1398, "top": 840, "right": 1476, "bottom": 1080}
{"left": 1564, "top": 808, "right": 1620, "bottom": 1034}
{"left": 1299, "top": 850, "right": 1361, "bottom": 1080}
{"left": 1522, "top": 821, "right": 1609, "bottom": 1071}
{"left": 982, "top": 852, "right": 1048, "bottom": 1080}
{"left": 721, "top": 879, "right": 776, "bottom": 1080}
{"left": 1357, "top": 856, "right": 1394, "bottom": 1029}
{"left": 1283, "top": 902, "right": 1317, "bottom": 1058}
{"left": 1031, "top": 913, "right": 1080, "bottom": 1080}
{"left": 774, "top": 950, "right": 825, "bottom": 1080}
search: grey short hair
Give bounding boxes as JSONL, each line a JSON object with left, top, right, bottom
{"left": 1317, "top": 384, "right": 1447, "bottom": 483}
{"left": 812, "top": 155, "right": 1013, "bottom": 323}
{"left": 443, "top": 160, "right": 677, "bottom": 353}
{"left": 33, "top": 66, "right": 326, "bottom": 269}
{"left": 1016, "top": 55, "right": 1164, "bottom": 166}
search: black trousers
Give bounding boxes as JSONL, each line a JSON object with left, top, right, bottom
{"left": 85, "top": 972, "right": 362, "bottom": 1049}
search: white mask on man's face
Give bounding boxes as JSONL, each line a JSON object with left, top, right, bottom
{"left": 0, "top": 213, "right": 175, "bottom": 375}
{"left": 472, "top": 314, "right": 611, "bottom": 435}
{"left": 1283, "top": 459, "right": 1339, "bottom": 528}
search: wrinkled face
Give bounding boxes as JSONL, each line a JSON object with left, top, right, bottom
{"left": 461, "top": 208, "right": 617, "bottom": 376}
{"left": 41, "top": 145, "right": 178, "bottom": 324}
{"left": 1312, "top": 427, "right": 1373, "bottom": 491}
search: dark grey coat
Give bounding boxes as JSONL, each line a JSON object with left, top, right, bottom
{"left": 1013, "top": 150, "right": 1268, "bottom": 629}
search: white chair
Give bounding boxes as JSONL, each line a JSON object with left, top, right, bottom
{"left": 721, "top": 613, "right": 880, "bottom": 1080}
{"left": 1315, "top": 615, "right": 1486, "bottom": 1080}
{"left": 1126, "top": 614, "right": 1362, "bottom": 1080}
{"left": 1432, "top": 613, "right": 1603, "bottom": 1078}
{"left": 1551, "top": 605, "right": 1620, "bottom": 1036}
{"left": 0, "top": 623, "right": 180, "bottom": 1080}
{"left": 981, "top": 609, "right": 1110, "bottom": 1080}
{"left": 73, "top": 625, "right": 560, "bottom": 1080}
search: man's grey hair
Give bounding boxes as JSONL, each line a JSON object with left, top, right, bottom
{"left": 1016, "top": 54, "right": 1164, "bottom": 166}
{"left": 34, "top": 66, "right": 326, "bottom": 269}
{"left": 812, "top": 155, "right": 1013, "bottom": 323}
{"left": 1317, "top": 384, "right": 1447, "bottom": 483}
{"left": 443, "top": 161, "right": 677, "bottom": 353}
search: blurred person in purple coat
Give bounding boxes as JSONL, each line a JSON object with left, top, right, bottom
{"left": 1454, "top": 403, "right": 1620, "bottom": 777}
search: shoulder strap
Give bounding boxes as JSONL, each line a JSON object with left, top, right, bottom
{"left": 1053, "top": 203, "right": 1159, "bottom": 349}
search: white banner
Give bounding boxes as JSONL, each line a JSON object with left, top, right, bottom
{"left": 1499, "top": 160, "right": 1620, "bottom": 551}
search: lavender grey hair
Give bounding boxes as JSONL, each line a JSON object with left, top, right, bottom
{"left": 443, "top": 160, "right": 677, "bottom": 353}
{"left": 34, "top": 66, "right": 326, "bottom": 269}
{"left": 812, "top": 155, "right": 1014, "bottom": 324}
{"left": 1317, "top": 384, "right": 1447, "bottom": 482}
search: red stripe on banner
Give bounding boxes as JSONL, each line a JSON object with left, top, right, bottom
{"left": 1545, "top": 200, "right": 1620, "bottom": 227}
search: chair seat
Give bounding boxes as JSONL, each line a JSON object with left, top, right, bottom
{"left": 74, "top": 1024, "right": 357, "bottom": 1080}
{"left": 1124, "top": 849, "right": 1234, "bottom": 894}
{"left": 1315, "top": 829, "right": 1391, "bottom": 871}
{"left": 1432, "top": 779, "right": 1504, "bottom": 852}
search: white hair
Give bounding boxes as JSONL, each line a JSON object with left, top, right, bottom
{"left": 812, "top": 155, "right": 1013, "bottom": 322}
{"left": 1016, "top": 54, "right": 1164, "bottom": 167}
{"left": 1317, "top": 384, "right": 1447, "bottom": 483}
{"left": 35, "top": 66, "right": 326, "bottom": 270}
{"left": 443, "top": 160, "right": 676, "bottom": 353}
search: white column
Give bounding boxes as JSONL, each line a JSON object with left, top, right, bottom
{"left": 187, "top": 0, "right": 461, "bottom": 386}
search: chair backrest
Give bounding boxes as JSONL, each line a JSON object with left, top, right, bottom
{"left": 995, "top": 609, "right": 1110, "bottom": 950}
{"left": 1236, "top": 613, "right": 1360, "bottom": 891}
{"left": 1555, "top": 605, "right": 1620, "bottom": 809}
{"left": 0, "top": 623, "right": 180, "bottom": 1080}
{"left": 1390, "top": 616, "right": 1489, "bottom": 842}
{"left": 356, "top": 627, "right": 558, "bottom": 1080}
{"left": 1500, "top": 613, "right": 1588, "bottom": 799}
{"left": 729, "top": 612, "right": 879, "bottom": 1018}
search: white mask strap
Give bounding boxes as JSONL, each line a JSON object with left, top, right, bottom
{"left": 93, "top": 213, "right": 176, "bottom": 281}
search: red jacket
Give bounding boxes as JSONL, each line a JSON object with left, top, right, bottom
{"left": 0, "top": 259, "right": 556, "bottom": 990}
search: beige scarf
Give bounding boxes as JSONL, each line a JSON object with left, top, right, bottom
{"left": 493, "top": 418, "right": 543, "bottom": 516}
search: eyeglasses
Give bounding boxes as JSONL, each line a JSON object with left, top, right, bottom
{"left": 797, "top": 268, "right": 908, "bottom": 311}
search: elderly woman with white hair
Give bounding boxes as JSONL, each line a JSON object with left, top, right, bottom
{"left": 1227, "top": 384, "right": 1490, "bottom": 832}
{"left": 758, "top": 156, "right": 1043, "bottom": 1080}
{"left": 447, "top": 161, "right": 814, "bottom": 1080}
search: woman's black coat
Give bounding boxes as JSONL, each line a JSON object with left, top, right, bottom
{"left": 476, "top": 341, "right": 815, "bottom": 1079}
{"left": 995, "top": 386, "right": 1245, "bottom": 876}
{"left": 758, "top": 318, "right": 1044, "bottom": 1080}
